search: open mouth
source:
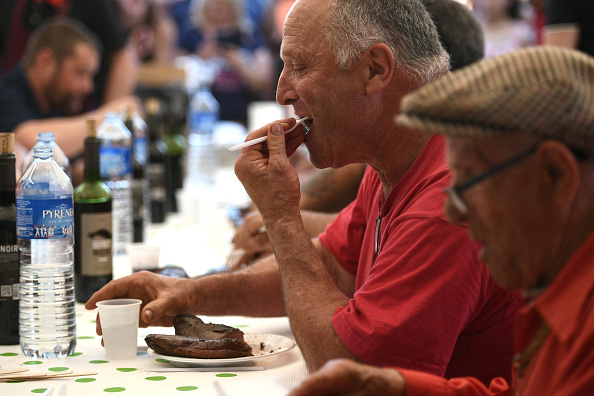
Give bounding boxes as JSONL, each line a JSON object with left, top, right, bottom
{"left": 302, "top": 117, "right": 313, "bottom": 135}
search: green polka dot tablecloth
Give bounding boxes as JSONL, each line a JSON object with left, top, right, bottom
{"left": 0, "top": 304, "right": 307, "bottom": 395}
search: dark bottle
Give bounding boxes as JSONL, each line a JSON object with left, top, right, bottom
{"left": 163, "top": 111, "right": 187, "bottom": 213}
{"left": 124, "top": 106, "right": 146, "bottom": 242}
{"left": 145, "top": 97, "right": 168, "bottom": 223}
{"left": 0, "top": 133, "right": 19, "bottom": 345}
{"left": 74, "top": 119, "right": 113, "bottom": 303}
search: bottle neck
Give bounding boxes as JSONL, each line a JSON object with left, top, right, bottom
{"left": 167, "top": 122, "right": 179, "bottom": 137}
{"left": 36, "top": 132, "right": 56, "bottom": 146}
{"left": 125, "top": 118, "right": 136, "bottom": 152}
{"left": 0, "top": 154, "right": 16, "bottom": 206}
{"left": 84, "top": 138, "right": 101, "bottom": 182}
{"left": 148, "top": 115, "right": 162, "bottom": 142}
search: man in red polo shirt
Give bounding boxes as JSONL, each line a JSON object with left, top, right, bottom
{"left": 87, "top": 0, "right": 522, "bottom": 384}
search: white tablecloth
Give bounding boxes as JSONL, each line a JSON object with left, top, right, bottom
{"left": 0, "top": 307, "right": 308, "bottom": 395}
{"left": 0, "top": 167, "right": 309, "bottom": 395}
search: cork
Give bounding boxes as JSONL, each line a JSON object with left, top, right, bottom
{"left": 0, "top": 132, "right": 15, "bottom": 154}
{"left": 86, "top": 118, "right": 97, "bottom": 138}
{"left": 145, "top": 97, "right": 160, "bottom": 115}
{"left": 126, "top": 104, "right": 134, "bottom": 119}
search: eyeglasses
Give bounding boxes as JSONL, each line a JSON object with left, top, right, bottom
{"left": 445, "top": 143, "right": 539, "bottom": 214}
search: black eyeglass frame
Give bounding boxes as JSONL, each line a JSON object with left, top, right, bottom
{"left": 445, "top": 143, "right": 540, "bottom": 214}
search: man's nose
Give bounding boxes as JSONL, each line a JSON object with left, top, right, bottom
{"left": 276, "top": 68, "right": 297, "bottom": 106}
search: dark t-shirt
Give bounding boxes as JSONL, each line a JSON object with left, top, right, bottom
{"left": 546, "top": 0, "right": 594, "bottom": 57}
{"left": 0, "top": 65, "right": 60, "bottom": 133}
{"left": 0, "top": 0, "right": 127, "bottom": 108}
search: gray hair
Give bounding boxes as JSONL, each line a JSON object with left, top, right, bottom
{"left": 323, "top": 0, "right": 450, "bottom": 86}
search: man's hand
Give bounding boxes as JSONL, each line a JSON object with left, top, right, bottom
{"left": 234, "top": 120, "right": 306, "bottom": 227}
{"left": 231, "top": 211, "right": 271, "bottom": 255}
{"left": 226, "top": 211, "right": 272, "bottom": 270}
{"left": 85, "top": 271, "right": 197, "bottom": 335}
{"left": 288, "top": 359, "right": 406, "bottom": 396}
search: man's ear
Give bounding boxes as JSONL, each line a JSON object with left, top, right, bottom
{"left": 537, "top": 141, "right": 581, "bottom": 209}
{"left": 33, "top": 47, "right": 57, "bottom": 76}
{"left": 362, "top": 43, "right": 394, "bottom": 95}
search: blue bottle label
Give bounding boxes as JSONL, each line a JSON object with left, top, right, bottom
{"left": 190, "top": 111, "right": 218, "bottom": 135}
{"left": 16, "top": 198, "right": 74, "bottom": 239}
{"left": 99, "top": 146, "right": 132, "bottom": 178}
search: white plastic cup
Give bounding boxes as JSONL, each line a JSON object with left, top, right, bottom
{"left": 96, "top": 299, "right": 142, "bottom": 360}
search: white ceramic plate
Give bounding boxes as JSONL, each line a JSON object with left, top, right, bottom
{"left": 146, "top": 333, "right": 295, "bottom": 367}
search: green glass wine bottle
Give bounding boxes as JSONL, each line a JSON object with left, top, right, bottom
{"left": 145, "top": 97, "right": 168, "bottom": 223}
{"left": 74, "top": 119, "right": 113, "bottom": 303}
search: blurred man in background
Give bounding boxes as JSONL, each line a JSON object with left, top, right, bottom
{"left": 0, "top": 18, "right": 139, "bottom": 180}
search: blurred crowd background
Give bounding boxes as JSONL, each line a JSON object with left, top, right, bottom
{"left": 0, "top": 0, "right": 589, "bottom": 188}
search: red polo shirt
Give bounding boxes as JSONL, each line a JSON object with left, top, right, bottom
{"left": 320, "top": 136, "right": 523, "bottom": 384}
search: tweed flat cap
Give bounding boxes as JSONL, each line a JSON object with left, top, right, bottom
{"left": 396, "top": 46, "right": 594, "bottom": 153}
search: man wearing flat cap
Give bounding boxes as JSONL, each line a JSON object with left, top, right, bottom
{"left": 289, "top": 46, "right": 594, "bottom": 395}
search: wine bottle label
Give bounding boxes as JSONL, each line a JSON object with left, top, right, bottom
{"left": 80, "top": 212, "right": 112, "bottom": 276}
{"left": 0, "top": 283, "right": 19, "bottom": 301}
{"left": 131, "top": 179, "right": 146, "bottom": 220}
{"left": 0, "top": 244, "right": 17, "bottom": 255}
{"left": 16, "top": 198, "right": 74, "bottom": 239}
{"left": 99, "top": 146, "right": 132, "bottom": 178}
{"left": 147, "top": 163, "right": 165, "bottom": 201}
{"left": 0, "top": 244, "right": 19, "bottom": 302}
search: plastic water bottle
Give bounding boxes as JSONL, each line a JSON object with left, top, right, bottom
{"left": 22, "top": 132, "right": 71, "bottom": 178}
{"left": 121, "top": 106, "right": 148, "bottom": 167}
{"left": 187, "top": 87, "right": 219, "bottom": 187}
{"left": 16, "top": 146, "right": 76, "bottom": 358}
{"left": 97, "top": 113, "right": 133, "bottom": 256}
{"left": 124, "top": 106, "right": 148, "bottom": 242}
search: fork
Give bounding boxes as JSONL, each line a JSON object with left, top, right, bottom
{"left": 228, "top": 117, "right": 312, "bottom": 151}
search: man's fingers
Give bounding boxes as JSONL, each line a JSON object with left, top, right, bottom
{"left": 266, "top": 123, "right": 288, "bottom": 164}
{"left": 140, "top": 296, "right": 178, "bottom": 325}
{"left": 95, "top": 313, "right": 102, "bottom": 336}
{"left": 85, "top": 276, "right": 137, "bottom": 310}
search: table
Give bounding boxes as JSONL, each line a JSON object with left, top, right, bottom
{"left": 0, "top": 307, "right": 308, "bottom": 395}
{"left": 0, "top": 166, "right": 309, "bottom": 395}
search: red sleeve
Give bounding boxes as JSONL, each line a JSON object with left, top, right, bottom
{"left": 401, "top": 369, "right": 511, "bottom": 396}
{"left": 331, "top": 217, "right": 492, "bottom": 376}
